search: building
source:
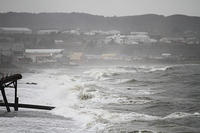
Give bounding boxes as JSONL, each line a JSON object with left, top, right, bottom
{"left": 54, "top": 40, "right": 64, "bottom": 44}
{"left": 25, "top": 49, "right": 64, "bottom": 63}
{"left": 84, "top": 30, "right": 120, "bottom": 36}
{"left": 0, "top": 27, "right": 32, "bottom": 34}
{"left": 62, "top": 29, "right": 81, "bottom": 35}
{"left": 130, "top": 32, "right": 148, "bottom": 35}
{"left": 159, "top": 38, "right": 172, "bottom": 44}
{"left": 0, "top": 43, "right": 13, "bottom": 56}
{"left": 0, "top": 43, "right": 13, "bottom": 64}
{"left": 0, "top": 42, "right": 25, "bottom": 64}
{"left": 159, "top": 37, "right": 185, "bottom": 44}
{"left": 37, "top": 29, "right": 59, "bottom": 35}
{"left": 12, "top": 43, "right": 25, "bottom": 56}
{"left": 101, "top": 53, "right": 117, "bottom": 60}
{"left": 126, "top": 34, "right": 156, "bottom": 43}
{"left": 105, "top": 33, "right": 157, "bottom": 45}
{"left": 69, "top": 52, "right": 85, "bottom": 64}
{"left": 104, "top": 34, "right": 123, "bottom": 44}
{"left": 161, "top": 53, "right": 172, "bottom": 58}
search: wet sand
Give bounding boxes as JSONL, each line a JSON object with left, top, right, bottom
{"left": 0, "top": 109, "right": 86, "bottom": 133}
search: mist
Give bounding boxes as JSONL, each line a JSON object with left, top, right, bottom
{"left": 1, "top": 1, "right": 200, "bottom": 133}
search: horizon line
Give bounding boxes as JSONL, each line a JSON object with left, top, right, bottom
{"left": 0, "top": 11, "right": 199, "bottom": 18}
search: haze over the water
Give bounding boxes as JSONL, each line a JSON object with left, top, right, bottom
{"left": 0, "top": 0, "right": 200, "bottom": 17}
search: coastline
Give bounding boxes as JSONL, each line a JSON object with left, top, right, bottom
{"left": 0, "top": 109, "right": 85, "bottom": 133}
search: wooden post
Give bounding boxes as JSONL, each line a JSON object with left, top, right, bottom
{"left": 0, "top": 103, "right": 55, "bottom": 110}
{"left": 0, "top": 86, "right": 10, "bottom": 112}
{"left": 0, "top": 74, "right": 55, "bottom": 112}
{"left": 14, "top": 81, "right": 18, "bottom": 111}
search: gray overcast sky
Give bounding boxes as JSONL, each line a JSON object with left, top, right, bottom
{"left": 0, "top": 0, "right": 200, "bottom": 16}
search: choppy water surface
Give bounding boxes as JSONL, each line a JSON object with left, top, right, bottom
{"left": 1, "top": 63, "right": 200, "bottom": 133}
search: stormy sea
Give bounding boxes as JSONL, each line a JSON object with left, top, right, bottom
{"left": 0, "top": 62, "right": 200, "bottom": 133}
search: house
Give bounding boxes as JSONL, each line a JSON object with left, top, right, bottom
{"left": 54, "top": 40, "right": 64, "bottom": 44}
{"left": 106, "top": 30, "right": 120, "bottom": 35}
{"left": 69, "top": 52, "right": 85, "bottom": 63}
{"left": 159, "top": 38, "right": 172, "bottom": 43}
{"left": 84, "top": 30, "right": 120, "bottom": 36}
{"left": 25, "top": 49, "right": 64, "bottom": 63}
{"left": 0, "top": 43, "right": 13, "bottom": 64}
{"left": 105, "top": 33, "right": 156, "bottom": 45}
{"left": 101, "top": 53, "right": 117, "bottom": 60}
{"left": 105, "top": 34, "right": 123, "bottom": 44}
{"left": 0, "top": 27, "right": 32, "bottom": 34}
{"left": 37, "top": 29, "right": 59, "bottom": 35}
{"left": 0, "top": 42, "right": 25, "bottom": 64}
{"left": 126, "top": 34, "right": 155, "bottom": 43}
{"left": 161, "top": 53, "right": 172, "bottom": 58}
{"left": 159, "top": 37, "right": 185, "bottom": 44}
{"left": 54, "top": 40, "right": 65, "bottom": 47}
{"left": 12, "top": 43, "right": 25, "bottom": 56}
{"left": 62, "top": 29, "right": 80, "bottom": 35}
{"left": 130, "top": 32, "right": 148, "bottom": 35}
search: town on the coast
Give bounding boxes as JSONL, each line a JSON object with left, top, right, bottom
{"left": 1, "top": 26, "right": 200, "bottom": 67}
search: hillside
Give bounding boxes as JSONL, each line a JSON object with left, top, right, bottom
{"left": 0, "top": 12, "right": 200, "bottom": 35}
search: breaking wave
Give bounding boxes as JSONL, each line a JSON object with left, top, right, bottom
{"left": 19, "top": 64, "right": 200, "bottom": 132}
{"left": 36, "top": 70, "right": 199, "bottom": 130}
{"left": 123, "top": 78, "right": 139, "bottom": 83}
{"left": 118, "top": 65, "right": 171, "bottom": 72}
{"left": 83, "top": 67, "right": 137, "bottom": 80}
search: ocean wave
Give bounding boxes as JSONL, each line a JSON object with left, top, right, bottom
{"left": 118, "top": 65, "right": 172, "bottom": 73}
{"left": 39, "top": 73, "right": 155, "bottom": 130}
{"left": 158, "top": 64, "right": 200, "bottom": 73}
{"left": 94, "top": 111, "right": 200, "bottom": 125}
{"left": 121, "top": 78, "right": 161, "bottom": 86}
{"left": 117, "top": 64, "right": 200, "bottom": 74}
{"left": 20, "top": 67, "right": 200, "bottom": 131}
{"left": 118, "top": 98, "right": 153, "bottom": 105}
{"left": 122, "top": 78, "right": 139, "bottom": 84}
{"left": 85, "top": 111, "right": 200, "bottom": 130}
{"left": 85, "top": 64, "right": 200, "bottom": 81}
{"left": 83, "top": 68, "right": 137, "bottom": 80}
{"left": 84, "top": 69, "right": 118, "bottom": 80}
{"left": 82, "top": 65, "right": 185, "bottom": 82}
{"left": 164, "top": 112, "right": 200, "bottom": 119}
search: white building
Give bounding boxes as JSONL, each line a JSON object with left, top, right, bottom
{"left": 37, "top": 29, "right": 59, "bottom": 35}
{"left": 62, "top": 29, "right": 80, "bottom": 35}
{"left": 160, "top": 37, "right": 185, "bottom": 44}
{"left": 161, "top": 53, "right": 172, "bottom": 58}
{"left": 104, "top": 34, "right": 123, "bottom": 44}
{"left": 106, "top": 30, "right": 120, "bottom": 35}
{"left": 54, "top": 40, "right": 64, "bottom": 44}
{"left": 130, "top": 32, "right": 148, "bottom": 35}
{"left": 105, "top": 34, "right": 157, "bottom": 45}
{"left": 84, "top": 30, "right": 120, "bottom": 36}
{"left": 126, "top": 35, "right": 151, "bottom": 43}
{"left": 0, "top": 27, "right": 32, "bottom": 34}
{"left": 159, "top": 38, "right": 172, "bottom": 43}
{"left": 25, "top": 49, "right": 64, "bottom": 63}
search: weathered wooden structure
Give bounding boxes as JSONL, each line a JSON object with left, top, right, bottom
{"left": 0, "top": 74, "right": 55, "bottom": 112}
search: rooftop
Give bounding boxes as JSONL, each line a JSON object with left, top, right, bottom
{"left": 25, "top": 49, "right": 64, "bottom": 54}
{"left": 0, "top": 27, "right": 32, "bottom": 31}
